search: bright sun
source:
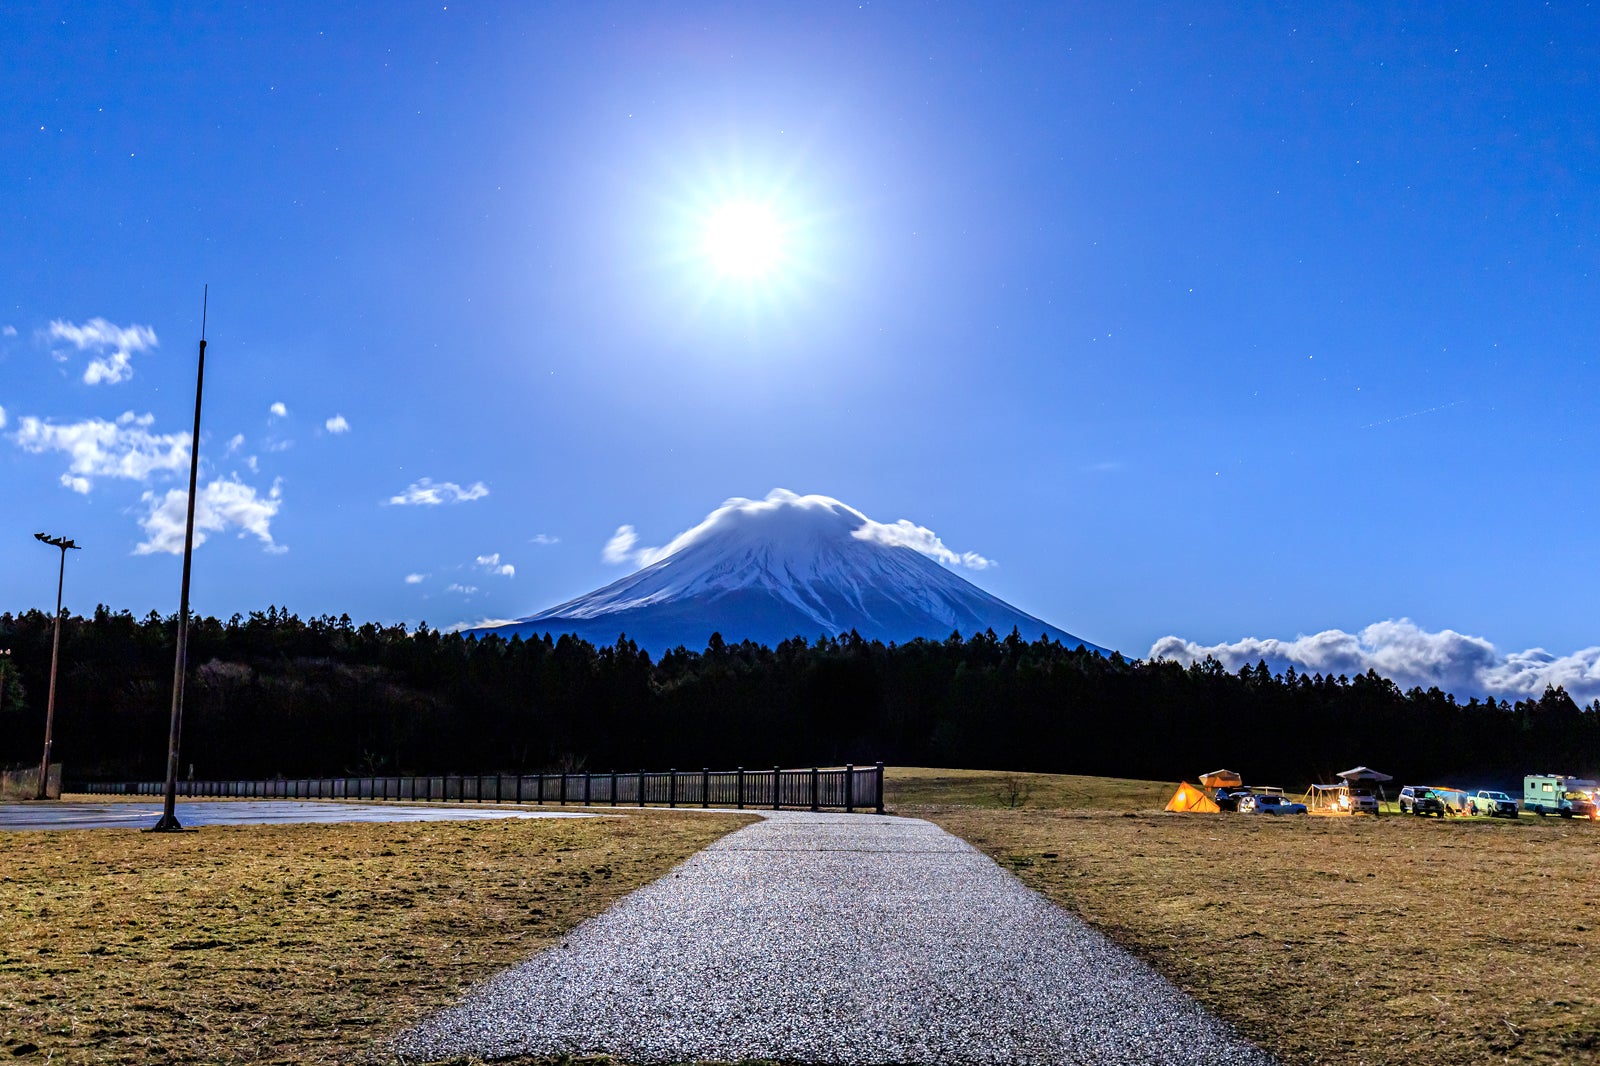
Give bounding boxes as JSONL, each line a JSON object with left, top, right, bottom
{"left": 702, "top": 202, "right": 785, "bottom": 279}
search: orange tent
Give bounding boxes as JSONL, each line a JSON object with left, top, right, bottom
{"left": 1165, "top": 781, "right": 1221, "bottom": 813}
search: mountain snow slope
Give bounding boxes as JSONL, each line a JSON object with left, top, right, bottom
{"left": 473, "top": 490, "right": 1108, "bottom": 655}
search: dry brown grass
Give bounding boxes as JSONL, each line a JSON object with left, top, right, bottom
{"left": 0, "top": 809, "right": 753, "bottom": 1064}
{"left": 884, "top": 765, "right": 1173, "bottom": 811}
{"left": 900, "top": 767, "right": 1600, "bottom": 1065}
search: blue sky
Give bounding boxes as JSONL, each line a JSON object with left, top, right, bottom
{"left": 3, "top": 2, "right": 1597, "bottom": 686}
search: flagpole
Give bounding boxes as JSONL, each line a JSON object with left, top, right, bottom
{"left": 150, "top": 286, "right": 208, "bottom": 833}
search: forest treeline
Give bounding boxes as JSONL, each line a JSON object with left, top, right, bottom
{"left": 1, "top": 605, "right": 1596, "bottom": 787}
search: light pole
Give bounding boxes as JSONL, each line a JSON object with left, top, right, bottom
{"left": 151, "top": 287, "right": 207, "bottom": 833}
{"left": 33, "top": 532, "right": 79, "bottom": 800}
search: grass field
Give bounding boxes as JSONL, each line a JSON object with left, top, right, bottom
{"left": 0, "top": 808, "right": 753, "bottom": 1064}
{"left": 891, "top": 767, "right": 1600, "bottom": 1065}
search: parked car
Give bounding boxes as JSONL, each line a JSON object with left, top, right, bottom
{"left": 1239, "top": 793, "right": 1307, "bottom": 815}
{"left": 1399, "top": 786, "right": 1446, "bottom": 818}
{"left": 1471, "top": 790, "right": 1519, "bottom": 818}
{"left": 1565, "top": 792, "right": 1599, "bottom": 820}
{"left": 1213, "top": 787, "right": 1251, "bottom": 811}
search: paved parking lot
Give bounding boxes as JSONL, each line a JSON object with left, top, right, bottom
{"left": 0, "top": 800, "right": 595, "bottom": 832}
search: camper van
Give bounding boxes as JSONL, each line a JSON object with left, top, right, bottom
{"left": 1523, "top": 774, "right": 1600, "bottom": 818}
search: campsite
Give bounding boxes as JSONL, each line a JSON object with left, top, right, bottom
{"left": 1164, "top": 765, "right": 1600, "bottom": 826}
{"left": 893, "top": 767, "right": 1600, "bottom": 1065}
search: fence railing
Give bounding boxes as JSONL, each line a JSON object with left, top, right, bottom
{"left": 73, "top": 762, "right": 885, "bottom": 814}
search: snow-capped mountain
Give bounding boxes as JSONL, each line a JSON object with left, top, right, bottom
{"left": 473, "top": 490, "right": 1107, "bottom": 655}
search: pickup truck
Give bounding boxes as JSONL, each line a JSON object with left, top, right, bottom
{"left": 1470, "top": 790, "right": 1519, "bottom": 818}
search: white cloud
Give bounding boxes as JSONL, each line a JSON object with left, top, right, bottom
{"left": 324, "top": 414, "right": 350, "bottom": 434}
{"left": 530, "top": 533, "right": 559, "bottom": 545}
{"left": 1149, "top": 618, "right": 1600, "bottom": 704}
{"left": 602, "top": 525, "right": 640, "bottom": 564}
{"left": 853, "top": 518, "right": 994, "bottom": 570}
{"left": 0, "top": 404, "right": 6, "bottom": 429}
{"left": 2, "top": 325, "right": 16, "bottom": 337}
{"left": 134, "top": 476, "right": 284, "bottom": 556}
{"left": 225, "top": 433, "right": 245, "bottom": 455}
{"left": 47, "top": 318, "right": 158, "bottom": 385}
{"left": 269, "top": 402, "right": 287, "bottom": 418}
{"left": 475, "top": 552, "right": 515, "bottom": 577}
{"left": 14, "top": 410, "right": 189, "bottom": 491}
{"left": 405, "top": 572, "right": 428, "bottom": 585}
{"left": 602, "top": 488, "right": 995, "bottom": 571}
{"left": 444, "top": 617, "right": 518, "bottom": 633}
{"left": 59, "top": 473, "right": 91, "bottom": 494}
{"left": 386, "top": 477, "right": 489, "bottom": 506}
{"left": 244, "top": 455, "right": 259, "bottom": 473}
{"left": 445, "top": 583, "right": 479, "bottom": 595}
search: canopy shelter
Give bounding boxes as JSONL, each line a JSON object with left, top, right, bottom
{"left": 1165, "top": 781, "right": 1221, "bottom": 813}
{"left": 1336, "top": 766, "right": 1392, "bottom": 810}
{"left": 1303, "top": 783, "right": 1351, "bottom": 815}
{"left": 1198, "top": 769, "right": 1242, "bottom": 789}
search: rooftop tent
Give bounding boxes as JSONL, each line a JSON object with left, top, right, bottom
{"left": 1337, "top": 766, "right": 1394, "bottom": 782}
{"left": 1165, "top": 781, "right": 1221, "bottom": 813}
{"left": 1198, "top": 769, "right": 1242, "bottom": 789}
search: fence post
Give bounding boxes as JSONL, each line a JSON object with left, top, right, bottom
{"left": 737, "top": 766, "right": 745, "bottom": 809}
{"left": 639, "top": 769, "right": 646, "bottom": 807}
{"left": 584, "top": 772, "right": 592, "bottom": 806}
{"left": 611, "top": 770, "right": 618, "bottom": 807}
{"left": 810, "top": 766, "right": 820, "bottom": 811}
{"left": 773, "top": 765, "right": 781, "bottom": 810}
{"left": 876, "top": 761, "right": 885, "bottom": 814}
{"left": 516, "top": 774, "right": 523, "bottom": 804}
{"left": 559, "top": 772, "right": 567, "bottom": 806}
{"left": 669, "top": 768, "right": 677, "bottom": 808}
{"left": 702, "top": 767, "right": 710, "bottom": 808}
{"left": 846, "top": 763, "right": 855, "bottom": 813}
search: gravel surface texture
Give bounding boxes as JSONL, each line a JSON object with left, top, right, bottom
{"left": 390, "top": 811, "right": 1273, "bottom": 1064}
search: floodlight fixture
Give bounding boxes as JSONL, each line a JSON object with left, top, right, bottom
{"left": 33, "top": 530, "right": 80, "bottom": 800}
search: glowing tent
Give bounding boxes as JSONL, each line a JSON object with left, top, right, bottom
{"left": 1199, "top": 769, "right": 1243, "bottom": 789}
{"left": 1165, "top": 781, "right": 1222, "bottom": 813}
{"left": 1304, "top": 783, "right": 1351, "bottom": 815}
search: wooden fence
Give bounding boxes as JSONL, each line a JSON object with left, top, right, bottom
{"left": 74, "top": 763, "right": 885, "bottom": 814}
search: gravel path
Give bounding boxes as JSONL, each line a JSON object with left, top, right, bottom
{"left": 390, "top": 811, "right": 1274, "bottom": 1065}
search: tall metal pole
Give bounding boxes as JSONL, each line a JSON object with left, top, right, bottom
{"left": 151, "top": 287, "right": 208, "bottom": 832}
{"left": 32, "top": 532, "right": 78, "bottom": 800}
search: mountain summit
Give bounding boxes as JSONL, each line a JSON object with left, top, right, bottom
{"left": 474, "top": 490, "right": 1107, "bottom": 654}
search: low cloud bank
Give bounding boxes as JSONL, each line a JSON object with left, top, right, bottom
{"left": 1150, "top": 619, "right": 1600, "bottom": 704}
